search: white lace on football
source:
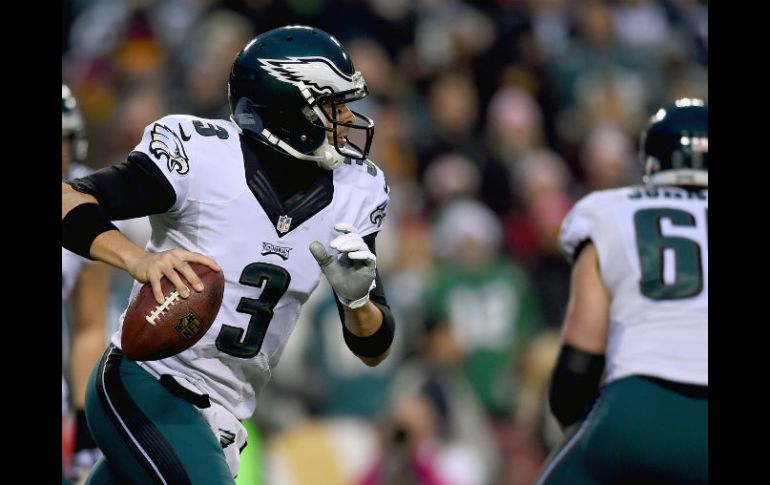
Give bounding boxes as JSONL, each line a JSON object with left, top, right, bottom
{"left": 146, "top": 291, "right": 181, "bottom": 326}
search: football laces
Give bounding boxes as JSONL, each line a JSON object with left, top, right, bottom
{"left": 145, "top": 290, "right": 181, "bottom": 326}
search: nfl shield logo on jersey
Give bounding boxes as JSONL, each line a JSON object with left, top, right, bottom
{"left": 276, "top": 215, "right": 292, "bottom": 233}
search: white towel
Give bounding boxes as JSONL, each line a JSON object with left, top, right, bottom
{"left": 197, "top": 400, "right": 248, "bottom": 478}
{"left": 157, "top": 373, "right": 248, "bottom": 478}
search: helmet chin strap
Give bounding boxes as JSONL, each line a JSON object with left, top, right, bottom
{"left": 261, "top": 128, "right": 346, "bottom": 170}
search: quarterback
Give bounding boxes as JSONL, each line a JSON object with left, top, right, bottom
{"left": 536, "top": 99, "right": 708, "bottom": 484}
{"left": 62, "top": 26, "right": 395, "bottom": 485}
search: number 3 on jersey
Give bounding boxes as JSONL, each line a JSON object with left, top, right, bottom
{"left": 634, "top": 208, "right": 707, "bottom": 300}
{"left": 216, "top": 262, "right": 290, "bottom": 358}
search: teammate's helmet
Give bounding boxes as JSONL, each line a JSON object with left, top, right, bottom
{"left": 640, "top": 98, "right": 707, "bottom": 188}
{"left": 228, "top": 25, "right": 374, "bottom": 170}
{"left": 62, "top": 84, "right": 88, "bottom": 162}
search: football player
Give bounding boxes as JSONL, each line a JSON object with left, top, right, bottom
{"left": 535, "top": 99, "right": 708, "bottom": 484}
{"left": 62, "top": 26, "right": 396, "bottom": 484}
{"left": 62, "top": 84, "right": 109, "bottom": 484}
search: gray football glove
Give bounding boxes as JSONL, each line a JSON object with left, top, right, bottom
{"left": 310, "top": 223, "right": 376, "bottom": 309}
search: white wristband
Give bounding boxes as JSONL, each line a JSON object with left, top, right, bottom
{"left": 337, "top": 279, "right": 377, "bottom": 309}
{"left": 337, "top": 293, "right": 370, "bottom": 309}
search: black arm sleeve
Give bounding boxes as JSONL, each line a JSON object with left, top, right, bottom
{"left": 67, "top": 151, "right": 177, "bottom": 220}
{"left": 333, "top": 232, "right": 396, "bottom": 357}
{"left": 548, "top": 343, "right": 606, "bottom": 428}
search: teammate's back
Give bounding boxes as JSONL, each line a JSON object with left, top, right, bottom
{"left": 560, "top": 185, "right": 708, "bottom": 386}
{"left": 537, "top": 98, "right": 708, "bottom": 485}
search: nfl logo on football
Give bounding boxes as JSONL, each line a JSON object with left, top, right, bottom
{"left": 277, "top": 215, "right": 292, "bottom": 233}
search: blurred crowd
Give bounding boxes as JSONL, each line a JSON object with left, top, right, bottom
{"left": 62, "top": 1, "right": 707, "bottom": 484}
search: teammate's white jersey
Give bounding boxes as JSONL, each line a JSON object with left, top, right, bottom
{"left": 559, "top": 185, "right": 708, "bottom": 386}
{"left": 110, "top": 115, "right": 390, "bottom": 419}
{"left": 63, "top": 248, "right": 89, "bottom": 302}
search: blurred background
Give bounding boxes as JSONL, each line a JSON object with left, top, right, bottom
{"left": 61, "top": 1, "right": 707, "bottom": 484}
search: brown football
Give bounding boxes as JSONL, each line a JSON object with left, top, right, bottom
{"left": 121, "top": 262, "right": 225, "bottom": 361}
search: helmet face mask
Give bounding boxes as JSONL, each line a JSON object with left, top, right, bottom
{"left": 314, "top": 83, "right": 374, "bottom": 161}
{"left": 640, "top": 98, "right": 708, "bottom": 188}
{"left": 229, "top": 26, "right": 375, "bottom": 169}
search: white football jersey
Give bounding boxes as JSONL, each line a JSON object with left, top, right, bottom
{"left": 559, "top": 185, "right": 708, "bottom": 386}
{"left": 110, "top": 115, "right": 390, "bottom": 419}
{"left": 62, "top": 248, "right": 90, "bottom": 302}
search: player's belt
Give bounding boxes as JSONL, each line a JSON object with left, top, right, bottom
{"left": 160, "top": 375, "right": 212, "bottom": 409}
{"left": 640, "top": 375, "right": 708, "bottom": 400}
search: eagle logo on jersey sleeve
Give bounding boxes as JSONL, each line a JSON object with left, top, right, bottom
{"left": 369, "top": 200, "right": 388, "bottom": 228}
{"left": 258, "top": 57, "right": 363, "bottom": 95}
{"left": 150, "top": 123, "right": 190, "bottom": 175}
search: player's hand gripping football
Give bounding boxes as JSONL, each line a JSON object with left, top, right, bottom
{"left": 310, "top": 223, "right": 376, "bottom": 309}
{"left": 126, "top": 248, "right": 222, "bottom": 304}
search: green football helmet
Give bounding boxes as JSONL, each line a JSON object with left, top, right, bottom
{"left": 228, "top": 25, "right": 374, "bottom": 170}
{"left": 641, "top": 98, "right": 708, "bottom": 188}
{"left": 62, "top": 84, "right": 88, "bottom": 162}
